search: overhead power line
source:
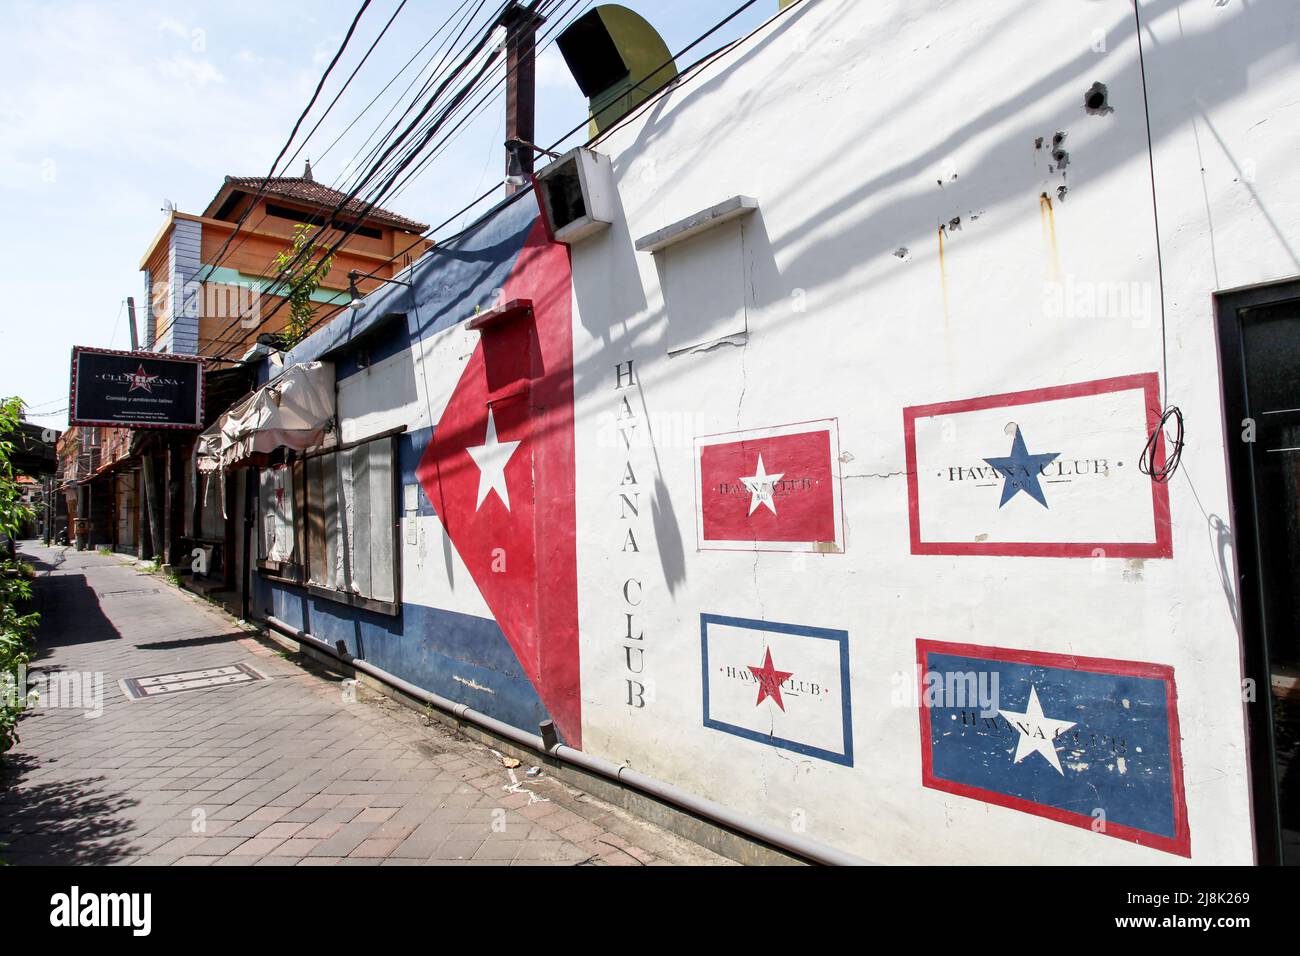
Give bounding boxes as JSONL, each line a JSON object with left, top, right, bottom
{"left": 258, "top": 0, "right": 779, "bottom": 352}
{"left": 195, "top": 0, "right": 519, "bottom": 354}
{"left": 197, "top": 0, "right": 378, "bottom": 300}
{"left": 210, "top": 0, "right": 773, "bottom": 359}
{"left": 281, "top": 0, "right": 411, "bottom": 176}
{"left": 315, "top": 0, "right": 485, "bottom": 168}
{"left": 153, "top": 0, "right": 480, "bottom": 349}
{"left": 205, "top": 0, "right": 546, "bottom": 356}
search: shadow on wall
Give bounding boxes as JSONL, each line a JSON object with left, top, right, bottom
{"left": 586, "top": 0, "right": 1298, "bottom": 400}
{"left": 340, "top": 0, "right": 1297, "bottom": 477}
{"left": 651, "top": 473, "right": 686, "bottom": 595}
{"left": 1208, "top": 513, "right": 1238, "bottom": 630}
{"left": 645, "top": 209, "right": 782, "bottom": 595}
{"left": 319, "top": 0, "right": 1293, "bottom": 620}
{"left": 550, "top": 0, "right": 1293, "bottom": 606}
{"left": 337, "top": 341, "right": 421, "bottom": 424}
{"left": 1179, "top": 466, "right": 1239, "bottom": 636}
{"left": 570, "top": 176, "right": 650, "bottom": 343}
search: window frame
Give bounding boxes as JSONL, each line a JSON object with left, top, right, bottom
{"left": 300, "top": 427, "right": 404, "bottom": 617}
{"left": 256, "top": 458, "right": 305, "bottom": 585}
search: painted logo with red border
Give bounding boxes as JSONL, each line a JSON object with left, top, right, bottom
{"left": 916, "top": 638, "right": 1189, "bottom": 857}
{"left": 694, "top": 419, "right": 844, "bottom": 553}
{"left": 902, "top": 373, "right": 1172, "bottom": 557}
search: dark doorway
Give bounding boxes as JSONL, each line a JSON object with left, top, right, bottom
{"left": 1217, "top": 278, "right": 1300, "bottom": 865}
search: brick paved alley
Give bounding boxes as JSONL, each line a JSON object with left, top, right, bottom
{"left": 0, "top": 544, "right": 728, "bottom": 867}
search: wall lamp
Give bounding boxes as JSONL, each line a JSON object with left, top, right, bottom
{"left": 504, "top": 138, "right": 561, "bottom": 187}
{"left": 347, "top": 270, "right": 412, "bottom": 312}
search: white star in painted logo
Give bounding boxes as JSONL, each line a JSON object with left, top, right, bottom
{"left": 740, "top": 454, "right": 784, "bottom": 516}
{"left": 998, "top": 684, "right": 1077, "bottom": 775}
{"left": 465, "top": 408, "right": 521, "bottom": 512}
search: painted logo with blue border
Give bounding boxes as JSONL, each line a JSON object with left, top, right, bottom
{"left": 701, "top": 614, "right": 853, "bottom": 766}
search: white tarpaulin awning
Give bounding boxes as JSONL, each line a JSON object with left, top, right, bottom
{"left": 197, "top": 361, "right": 335, "bottom": 473}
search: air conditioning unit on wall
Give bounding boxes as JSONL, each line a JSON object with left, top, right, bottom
{"left": 534, "top": 147, "right": 614, "bottom": 244}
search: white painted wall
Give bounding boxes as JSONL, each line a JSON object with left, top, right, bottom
{"left": 337, "top": 319, "right": 495, "bottom": 623}
{"left": 564, "top": 0, "right": 1298, "bottom": 864}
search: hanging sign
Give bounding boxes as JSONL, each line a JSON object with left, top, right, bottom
{"left": 69, "top": 346, "right": 204, "bottom": 429}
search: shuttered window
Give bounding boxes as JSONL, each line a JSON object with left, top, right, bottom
{"left": 303, "top": 435, "right": 398, "bottom": 610}
{"left": 258, "top": 463, "right": 297, "bottom": 564}
{"left": 256, "top": 435, "right": 398, "bottom": 612}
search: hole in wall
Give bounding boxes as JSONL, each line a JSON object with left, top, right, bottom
{"left": 1084, "top": 81, "right": 1113, "bottom": 115}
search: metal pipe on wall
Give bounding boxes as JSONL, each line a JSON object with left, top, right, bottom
{"left": 261, "top": 614, "right": 868, "bottom": 867}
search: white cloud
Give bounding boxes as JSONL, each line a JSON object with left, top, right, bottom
{"left": 0, "top": 2, "right": 302, "bottom": 188}
{"left": 155, "top": 54, "right": 226, "bottom": 86}
{"left": 0, "top": 0, "right": 318, "bottom": 411}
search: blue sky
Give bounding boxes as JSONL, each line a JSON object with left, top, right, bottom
{"left": 0, "top": 0, "right": 774, "bottom": 429}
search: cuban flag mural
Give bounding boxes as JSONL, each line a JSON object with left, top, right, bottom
{"left": 694, "top": 420, "right": 844, "bottom": 553}
{"left": 701, "top": 614, "right": 853, "bottom": 766}
{"left": 414, "top": 213, "right": 581, "bottom": 748}
{"left": 903, "top": 374, "right": 1172, "bottom": 557}
{"left": 271, "top": 195, "right": 582, "bottom": 748}
{"left": 916, "top": 639, "right": 1189, "bottom": 856}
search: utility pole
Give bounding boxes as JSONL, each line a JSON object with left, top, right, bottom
{"left": 126, "top": 296, "right": 139, "bottom": 351}
{"left": 500, "top": 1, "right": 545, "bottom": 194}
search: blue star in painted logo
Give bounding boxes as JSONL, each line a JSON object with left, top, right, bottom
{"left": 982, "top": 428, "right": 1061, "bottom": 508}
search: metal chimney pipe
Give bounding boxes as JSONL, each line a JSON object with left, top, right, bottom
{"left": 500, "top": 1, "right": 546, "bottom": 194}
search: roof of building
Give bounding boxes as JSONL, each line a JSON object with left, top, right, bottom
{"left": 204, "top": 161, "right": 429, "bottom": 234}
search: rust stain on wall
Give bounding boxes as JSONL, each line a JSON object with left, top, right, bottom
{"left": 1039, "top": 192, "right": 1062, "bottom": 280}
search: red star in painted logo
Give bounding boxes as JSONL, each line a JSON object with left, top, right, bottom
{"left": 748, "top": 647, "right": 794, "bottom": 712}
{"left": 127, "top": 365, "right": 158, "bottom": 394}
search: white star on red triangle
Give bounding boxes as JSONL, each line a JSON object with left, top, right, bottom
{"left": 465, "top": 408, "right": 521, "bottom": 512}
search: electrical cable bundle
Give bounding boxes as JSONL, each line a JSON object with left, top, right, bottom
{"left": 1139, "top": 405, "right": 1184, "bottom": 483}
{"left": 198, "top": 0, "right": 775, "bottom": 358}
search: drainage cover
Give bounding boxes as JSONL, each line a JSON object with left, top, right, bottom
{"left": 121, "top": 662, "right": 268, "bottom": 700}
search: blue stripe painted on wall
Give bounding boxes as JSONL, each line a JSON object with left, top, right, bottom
{"left": 398, "top": 427, "right": 438, "bottom": 517}
{"left": 262, "top": 585, "right": 552, "bottom": 736}
{"left": 257, "top": 430, "right": 550, "bottom": 733}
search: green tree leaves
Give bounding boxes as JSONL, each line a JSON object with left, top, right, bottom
{"left": 273, "top": 224, "right": 334, "bottom": 348}
{"left": 0, "top": 396, "right": 39, "bottom": 755}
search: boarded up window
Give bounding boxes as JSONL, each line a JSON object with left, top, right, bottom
{"left": 661, "top": 221, "right": 747, "bottom": 354}
{"left": 303, "top": 436, "right": 396, "bottom": 604}
{"left": 305, "top": 455, "right": 328, "bottom": 582}
{"left": 258, "top": 464, "right": 296, "bottom": 563}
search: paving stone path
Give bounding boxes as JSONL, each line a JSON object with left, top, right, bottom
{"left": 0, "top": 544, "right": 728, "bottom": 867}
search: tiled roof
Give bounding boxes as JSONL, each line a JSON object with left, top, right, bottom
{"left": 215, "top": 175, "right": 429, "bottom": 233}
